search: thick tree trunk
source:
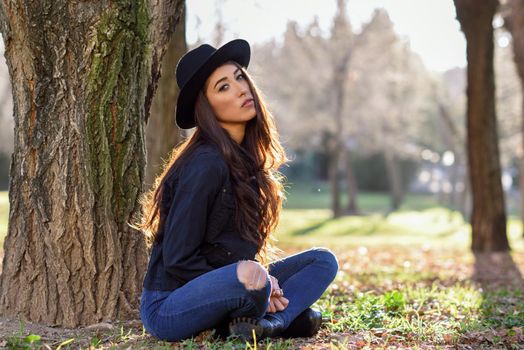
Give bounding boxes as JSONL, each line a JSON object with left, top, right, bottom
{"left": 0, "top": 0, "right": 183, "bottom": 327}
{"left": 502, "top": 0, "right": 524, "bottom": 236}
{"left": 454, "top": 0, "right": 510, "bottom": 252}
{"left": 145, "top": 4, "right": 187, "bottom": 189}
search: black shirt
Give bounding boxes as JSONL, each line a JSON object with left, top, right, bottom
{"left": 143, "top": 143, "right": 260, "bottom": 291}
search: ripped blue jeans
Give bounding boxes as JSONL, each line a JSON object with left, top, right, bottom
{"left": 139, "top": 247, "right": 339, "bottom": 341}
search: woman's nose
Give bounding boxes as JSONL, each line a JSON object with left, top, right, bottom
{"left": 238, "top": 85, "right": 247, "bottom": 96}
{"left": 236, "top": 81, "right": 248, "bottom": 96}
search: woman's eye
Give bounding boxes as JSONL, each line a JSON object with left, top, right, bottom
{"left": 236, "top": 74, "right": 245, "bottom": 80}
{"left": 218, "top": 84, "right": 229, "bottom": 92}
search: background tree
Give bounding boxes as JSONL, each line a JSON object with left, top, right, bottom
{"left": 0, "top": 0, "right": 184, "bottom": 327}
{"left": 433, "top": 72, "right": 470, "bottom": 217}
{"left": 327, "top": 0, "right": 357, "bottom": 217}
{"left": 145, "top": 2, "right": 187, "bottom": 188}
{"left": 253, "top": 6, "right": 435, "bottom": 215}
{"left": 454, "top": 0, "right": 510, "bottom": 252}
{"left": 502, "top": 0, "right": 524, "bottom": 231}
{"left": 350, "top": 9, "right": 430, "bottom": 212}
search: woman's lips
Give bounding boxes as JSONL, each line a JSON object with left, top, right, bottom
{"left": 242, "top": 99, "right": 254, "bottom": 107}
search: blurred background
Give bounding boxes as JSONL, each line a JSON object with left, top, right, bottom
{"left": 0, "top": 0, "right": 521, "bottom": 249}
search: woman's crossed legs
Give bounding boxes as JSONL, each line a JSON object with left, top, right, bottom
{"left": 140, "top": 247, "right": 338, "bottom": 341}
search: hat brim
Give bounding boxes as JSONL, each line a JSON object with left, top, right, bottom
{"left": 176, "top": 39, "right": 251, "bottom": 129}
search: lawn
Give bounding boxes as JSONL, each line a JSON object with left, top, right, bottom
{"left": 1, "top": 189, "right": 524, "bottom": 349}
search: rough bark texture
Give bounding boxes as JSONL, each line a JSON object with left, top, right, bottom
{"left": 502, "top": 0, "right": 524, "bottom": 235}
{"left": 145, "top": 4, "right": 186, "bottom": 189}
{"left": 454, "top": 0, "right": 510, "bottom": 252}
{"left": 0, "top": 0, "right": 184, "bottom": 327}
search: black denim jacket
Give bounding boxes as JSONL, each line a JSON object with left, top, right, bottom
{"left": 143, "top": 143, "right": 259, "bottom": 291}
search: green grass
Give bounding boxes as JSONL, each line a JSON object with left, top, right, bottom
{"left": 315, "top": 282, "right": 524, "bottom": 344}
{"left": 273, "top": 207, "right": 524, "bottom": 252}
{"left": 2, "top": 187, "right": 524, "bottom": 348}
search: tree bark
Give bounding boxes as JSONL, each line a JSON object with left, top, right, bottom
{"left": 454, "top": 0, "right": 510, "bottom": 252}
{"left": 0, "top": 0, "right": 184, "bottom": 327}
{"left": 145, "top": 4, "right": 187, "bottom": 189}
{"left": 502, "top": 0, "right": 524, "bottom": 236}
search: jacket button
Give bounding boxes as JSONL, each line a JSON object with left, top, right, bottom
{"left": 222, "top": 188, "right": 227, "bottom": 192}
{"left": 227, "top": 252, "right": 231, "bottom": 256}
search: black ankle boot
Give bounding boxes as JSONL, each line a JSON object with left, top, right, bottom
{"left": 280, "top": 308, "right": 323, "bottom": 338}
{"left": 228, "top": 315, "right": 285, "bottom": 340}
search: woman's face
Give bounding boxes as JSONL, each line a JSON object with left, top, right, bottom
{"left": 204, "top": 62, "right": 256, "bottom": 126}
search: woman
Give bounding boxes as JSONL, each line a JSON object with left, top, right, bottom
{"left": 137, "top": 39, "right": 338, "bottom": 342}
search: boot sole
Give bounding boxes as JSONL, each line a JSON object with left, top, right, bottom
{"left": 228, "top": 317, "right": 264, "bottom": 341}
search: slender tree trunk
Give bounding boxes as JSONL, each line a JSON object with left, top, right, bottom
{"left": 340, "top": 146, "right": 359, "bottom": 214}
{"left": 502, "top": 0, "right": 524, "bottom": 236}
{"left": 0, "top": 0, "right": 184, "bottom": 327}
{"left": 145, "top": 3, "right": 187, "bottom": 189}
{"left": 329, "top": 136, "right": 342, "bottom": 218}
{"left": 330, "top": 61, "right": 347, "bottom": 218}
{"left": 343, "top": 148, "right": 359, "bottom": 215}
{"left": 454, "top": 0, "right": 510, "bottom": 252}
{"left": 383, "top": 146, "right": 402, "bottom": 212}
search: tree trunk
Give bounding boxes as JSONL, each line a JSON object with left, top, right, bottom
{"left": 454, "top": 0, "right": 510, "bottom": 252}
{"left": 330, "top": 61, "right": 348, "bottom": 218}
{"left": 383, "top": 146, "right": 403, "bottom": 212}
{"left": 329, "top": 136, "right": 342, "bottom": 218}
{"left": 145, "top": 4, "right": 187, "bottom": 189}
{"left": 341, "top": 146, "right": 359, "bottom": 214}
{"left": 0, "top": 0, "right": 184, "bottom": 327}
{"left": 502, "top": 0, "right": 524, "bottom": 236}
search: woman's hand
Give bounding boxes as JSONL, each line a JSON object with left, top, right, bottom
{"left": 267, "top": 275, "right": 289, "bottom": 313}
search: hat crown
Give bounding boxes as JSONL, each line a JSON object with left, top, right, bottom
{"left": 176, "top": 44, "right": 218, "bottom": 89}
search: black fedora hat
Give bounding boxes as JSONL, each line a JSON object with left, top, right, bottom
{"left": 175, "top": 39, "right": 251, "bottom": 129}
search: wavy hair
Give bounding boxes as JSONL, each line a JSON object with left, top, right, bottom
{"left": 136, "top": 62, "right": 288, "bottom": 264}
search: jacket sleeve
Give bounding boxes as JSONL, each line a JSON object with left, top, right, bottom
{"left": 162, "top": 152, "right": 226, "bottom": 283}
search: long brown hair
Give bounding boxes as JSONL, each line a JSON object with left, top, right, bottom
{"left": 136, "top": 62, "right": 288, "bottom": 264}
